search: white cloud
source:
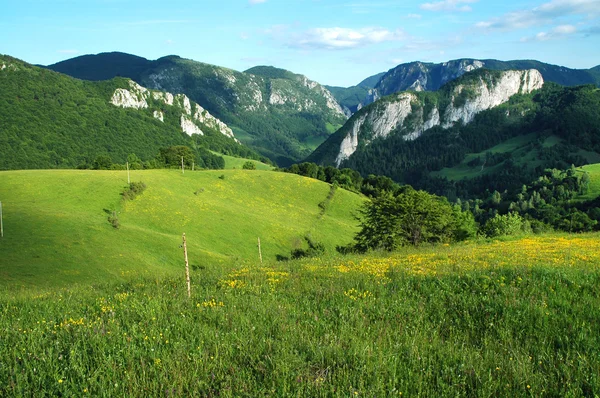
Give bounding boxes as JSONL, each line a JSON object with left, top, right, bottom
{"left": 289, "top": 27, "right": 407, "bottom": 50}
{"left": 420, "top": 0, "right": 478, "bottom": 12}
{"left": 249, "top": 0, "right": 267, "bottom": 4}
{"left": 407, "top": 13, "right": 422, "bottom": 19}
{"left": 476, "top": 0, "right": 600, "bottom": 31}
{"left": 521, "top": 24, "right": 578, "bottom": 41}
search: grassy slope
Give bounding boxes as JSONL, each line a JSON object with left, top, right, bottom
{"left": 2, "top": 234, "right": 600, "bottom": 396}
{"left": 0, "top": 169, "right": 363, "bottom": 288}
{"left": 431, "top": 134, "right": 538, "bottom": 180}
{"left": 579, "top": 163, "right": 600, "bottom": 200}
{"left": 211, "top": 152, "right": 273, "bottom": 170}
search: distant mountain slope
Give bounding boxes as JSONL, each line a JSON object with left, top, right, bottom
{"left": 365, "top": 58, "right": 600, "bottom": 107}
{"left": 0, "top": 55, "right": 259, "bottom": 170}
{"left": 47, "top": 54, "right": 348, "bottom": 166}
{"left": 325, "top": 72, "right": 386, "bottom": 114}
{"left": 308, "top": 68, "right": 600, "bottom": 195}
{"left": 43, "top": 52, "right": 151, "bottom": 81}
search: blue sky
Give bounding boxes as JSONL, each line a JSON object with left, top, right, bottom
{"left": 1, "top": 0, "right": 599, "bottom": 86}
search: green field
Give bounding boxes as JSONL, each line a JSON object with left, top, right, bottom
{"left": 217, "top": 153, "right": 273, "bottom": 170}
{"left": 0, "top": 169, "right": 363, "bottom": 288}
{"left": 431, "top": 134, "right": 538, "bottom": 181}
{"left": 1, "top": 235, "right": 599, "bottom": 396}
{"left": 579, "top": 163, "right": 600, "bottom": 200}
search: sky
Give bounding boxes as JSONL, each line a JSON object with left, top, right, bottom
{"left": 1, "top": 0, "right": 599, "bottom": 87}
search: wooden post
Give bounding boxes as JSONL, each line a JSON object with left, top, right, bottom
{"left": 181, "top": 156, "right": 184, "bottom": 174}
{"left": 258, "top": 237, "right": 263, "bottom": 264}
{"left": 0, "top": 201, "right": 3, "bottom": 238}
{"left": 183, "top": 233, "right": 191, "bottom": 298}
{"left": 192, "top": 162, "right": 195, "bottom": 172}
{"left": 126, "top": 162, "right": 130, "bottom": 184}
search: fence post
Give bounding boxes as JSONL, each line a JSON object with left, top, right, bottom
{"left": 183, "top": 233, "right": 191, "bottom": 298}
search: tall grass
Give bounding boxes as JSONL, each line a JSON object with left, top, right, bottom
{"left": 2, "top": 235, "right": 600, "bottom": 396}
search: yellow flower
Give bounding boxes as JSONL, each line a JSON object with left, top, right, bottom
{"left": 58, "top": 379, "right": 63, "bottom": 384}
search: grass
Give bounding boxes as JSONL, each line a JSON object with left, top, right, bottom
{"left": 0, "top": 169, "right": 363, "bottom": 288}
{"left": 432, "top": 134, "right": 538, "bottom": 181}
{"left": 1, "top": 234, "right": 600, "bottom": 396}
{"left": 213, "top": 152, "right": 273, "bottom": 170}
{"left": 578, "top": 163, "right": 600, "bottom": 201}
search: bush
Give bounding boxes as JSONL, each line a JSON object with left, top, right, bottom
{"left": 351, "top": 187, "right": 457, "bottom": 252}
{"left": 107, "top": 211, "right": 120, "bottom": 229}
{"left": 483, "top": 212, "right": 530, "bottom": 238}
{"left": 121, "top": 182, "right": 147, "bottom": 201}
{"left": 242, "top": 161, "right": 256, "bottom": 170}
{"left": 290, "top": 235, "right": 325, "bottom": 259}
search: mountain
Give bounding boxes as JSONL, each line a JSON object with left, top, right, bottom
{"left": 47, "top": 53, "right": 348, "bottom": 166}
{"left": 325, "top": 72, "right": 386, "bottom": 114}
{"left": 364, "top": 58, "right": 600, "bottom": 107}
{"left": 0, "top": 55, "right": 260, "bottom": 170}
{"left": 307, "top": 68, "right": 600, "bottom": 195}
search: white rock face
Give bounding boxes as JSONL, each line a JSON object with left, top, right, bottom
{"left": 442, "top": 69, "right": 543, "bottom": 128}
{"left": 152, "top": 91, "right": 174, "bottom": 106}
{"left": 109, "top": 79, "right": 238, "bottom": 142}
{"left": 110, "top": 80, "right": 150, "bottom": 109}
{"left": 319, "top": 85, "right": 347, "bottom": 118}
{"left": 269, "top": 91, "right": 286, "bottom": 105}
{"left": 0, "top": 63, "right": 5, "bottom": 71}
{"left": 335, "top": 93, "right": 416, "bottom": 166}
{"left": 193, "top": 104, "right": 236, "bottom": 140}
{"left": 335, "top": 69, "right": 544, "bottom": 165}
{"left": 336, "top": 114, "right": 366, "bottom": 167}
{"left": 180, "top": 115, "right": 204, "bottom": 136}
{"left": 153, "top": 110, "right": 164, "bottom": 122}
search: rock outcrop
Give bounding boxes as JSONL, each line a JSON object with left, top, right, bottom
{"left": 110, "top": 80, "right": 237, "bottom": 140}
{"left": 334, "top": 69, "right": 543, "bottom": 166}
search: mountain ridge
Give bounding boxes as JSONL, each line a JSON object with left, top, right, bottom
{"left": 46, "top": 53, "right": 348, "bottom": 166}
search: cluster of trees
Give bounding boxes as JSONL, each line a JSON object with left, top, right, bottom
{"left": 284, "top": 161, "right": 600, "bottom": 253}
{"left": 340, "top": 186, "right": 477, "bottom": 252}
{"left": 283, "top": 162, "right": 402, "bottom": 197}
{"left": 86, "top": 145, "right": 226, "bottom": 171}
{"left": 456, "top": 167, "right": 599, "bottom": 233}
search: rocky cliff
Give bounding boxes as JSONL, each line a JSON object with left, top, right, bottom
{"left": 362, "top": 58, "right": 598, "bottom": 109}
{"left": 110, "top": 80, "right": 237, "bottom": 140}
{"left": 324, "top": 69, "right": 544, "bottom": 167}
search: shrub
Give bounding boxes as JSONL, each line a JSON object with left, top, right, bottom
{"left": 483, "top": 212, "right": 529, "bottom": 238}
{"left": 242, "top": 161, "right": 256, "bottom": 170}
{"left": 108, "top": 211, "right": 120, "bottom": 229}
{"left": 121, "top": 182, "right": 147, "bottom": 201}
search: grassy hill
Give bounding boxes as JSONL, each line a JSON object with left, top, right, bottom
{"left": 0, "top": 169, "right": 364, "bottom": 288}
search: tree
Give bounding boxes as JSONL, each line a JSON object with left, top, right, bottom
{"left": 93, "top": 154, "right": 113, "bottom": 170}
{"left": 351, "top": 187, "right": 457, "bottom": 252}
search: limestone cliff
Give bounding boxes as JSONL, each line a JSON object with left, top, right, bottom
{"left": 333, "top": 69, "right": 543, "bottom": 166}
{"left": 110, "top": 80, "right": 237, "bottom": 141}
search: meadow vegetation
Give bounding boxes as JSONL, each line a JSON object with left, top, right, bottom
{"left": 1, "top": 235, "right": 599, "bottom": 396}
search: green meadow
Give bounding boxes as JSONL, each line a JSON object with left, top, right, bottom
{"left": 0, "top": 169, "right": 363, "bottom": 288}
{"left": 1, "top": 235, "right": 600, "bottom": 396}
{"left": 1, "top": 169, "right": 600, "bottom": 396}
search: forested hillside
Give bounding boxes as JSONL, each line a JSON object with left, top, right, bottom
{"left": 47, "top": 53, "right": 348, "bottom": 166}
{"left": 0, "top": 55, "right": 264, "bottom": 170}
